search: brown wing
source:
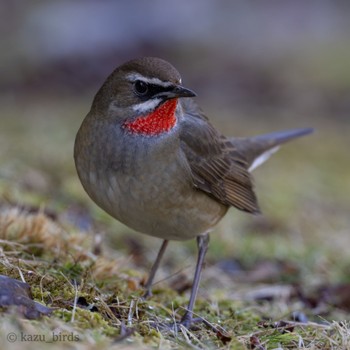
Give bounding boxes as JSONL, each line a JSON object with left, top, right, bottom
{"left": 179, "top": 99, "right": 260, "bottom": 214}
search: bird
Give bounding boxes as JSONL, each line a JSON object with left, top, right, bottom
{"left": 74, "top": 57, "right": 313, "bottom": 328}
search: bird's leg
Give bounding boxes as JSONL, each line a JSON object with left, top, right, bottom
{"left": 180, "top": 233, "right": 210, "bottom": 328}
{"left": 142, "top": 240, "right": 169, "bottom": 299}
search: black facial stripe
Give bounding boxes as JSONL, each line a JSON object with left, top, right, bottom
{"left": 138, "top": 83, "right": 173, "bottom": 101}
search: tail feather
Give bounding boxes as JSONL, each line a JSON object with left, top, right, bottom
{"left": 231, "top": 128, "right": 314, "bottom": 171}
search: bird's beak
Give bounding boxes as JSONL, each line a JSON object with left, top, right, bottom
{"left": 170, "top": 85, "right": 197, "bottom": 98}
{"left": 156, "top": 84, "right": 197, "bottom": 100}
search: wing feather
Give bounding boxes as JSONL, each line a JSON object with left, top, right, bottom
{"left": 179, "top": 99, "right": 260, "bottom": 214}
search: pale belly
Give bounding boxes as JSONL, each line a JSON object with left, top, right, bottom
{"left": 80, "top": 150, "right": 227, "bottom": 241}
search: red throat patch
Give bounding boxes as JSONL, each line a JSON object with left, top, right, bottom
{"left": 123, "top": 99, "right": 177, "bottom": 136}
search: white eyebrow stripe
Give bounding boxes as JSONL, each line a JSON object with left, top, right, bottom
{"left": 132, "top": 98, "right": 162, "bottom": 113}
{"left": 126, "top": 72, "right": 174, "bottom": 87}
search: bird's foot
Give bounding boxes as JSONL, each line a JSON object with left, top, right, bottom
{"left": 150, "top": 313, "right": 207, "bottom": 333}
{"left": 179, "top": 311, "right": 193, "bottom": 328}
{"left": 179, "top": 312, "right": 204, "bottom": 329}
{"left": 141, "top": 289, "right": 152, "bottom": 301}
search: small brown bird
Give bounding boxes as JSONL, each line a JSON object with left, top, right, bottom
{"left": 74, "top": 57, "right": 312, "bottom": 327}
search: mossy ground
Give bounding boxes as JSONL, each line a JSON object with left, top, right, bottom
{"left": 0, "top": 95, "right": 349, "bottom": 349}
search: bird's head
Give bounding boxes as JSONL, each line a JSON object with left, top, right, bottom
{"left": 92, "top": 57, "right": 196, "bottom": 135}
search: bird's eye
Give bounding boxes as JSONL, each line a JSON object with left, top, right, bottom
{"left": 134, "top": 80, "right": 149, "bottom": 96}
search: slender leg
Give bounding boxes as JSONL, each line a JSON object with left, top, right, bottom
{"left": 142, "top": 240, "right": 169, "bottom": 299}
{"left": 180, "top": 233, "right": 210, "bottom": 328}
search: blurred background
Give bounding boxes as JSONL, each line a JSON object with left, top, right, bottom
{"left": 1, "top": 1, "right": 350, "bottom": 297}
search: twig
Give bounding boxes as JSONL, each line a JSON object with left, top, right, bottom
{"left": 71, "top": 279, "right": 78, "bottom": 322}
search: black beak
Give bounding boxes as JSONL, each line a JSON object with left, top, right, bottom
{"left": 170, "top": 85, "right": 197, "bottom": 98}
{"left": 155, "top": 84, "right": 197, "bottom": 100}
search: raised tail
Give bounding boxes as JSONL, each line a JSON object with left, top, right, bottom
{"left": 230, "top": 128, "right": 314, "bottom": 171}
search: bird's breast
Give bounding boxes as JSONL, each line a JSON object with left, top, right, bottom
{"left": 76, "top": 122, "right": 227, "bottom": 240}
